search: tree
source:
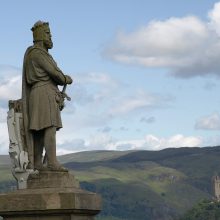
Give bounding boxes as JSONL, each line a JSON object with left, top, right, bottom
{"left": 180, "top": 199, "right": 220, "bottom": 220}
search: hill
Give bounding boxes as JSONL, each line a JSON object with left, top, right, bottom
{"left": 1, "top": 147, "right": 220, "bottom": 219}
{"left": 58, "top": 150, "right": 133, "bottom": 163}
{"left": 0, "top": 155, "right": 10, "bottom": 166}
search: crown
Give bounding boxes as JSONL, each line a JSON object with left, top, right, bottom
{"left": 31, "top": 21, "right": 50, "bottom": 42}
{"left": 31, "top": 20, "right": 49, "bottom": 32}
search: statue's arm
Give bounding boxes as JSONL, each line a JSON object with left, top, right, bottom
{"left": 34, "top": 50, "right": 67, "bottom": 85}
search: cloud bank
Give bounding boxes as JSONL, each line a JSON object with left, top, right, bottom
{"left": 104, "top": 2, "right": 220, "bottom": 78}
{"left": 195, "top": 112, "right": 220, "bottom": 130}
{"left": 109, "top": 134, "right": 203, "bottom": 151}
{"left": 55, "top": 133, "right": 204, "bottom": 155}
{"left": 0, "top": 66, "right": 21, "bottom": 104}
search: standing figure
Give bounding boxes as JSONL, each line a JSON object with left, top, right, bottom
{"left": 22, "top": 21, "right": 72, "bottom": 171}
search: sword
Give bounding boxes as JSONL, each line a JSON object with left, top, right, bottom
{"left": 61, "top": 84, "right": 71, "bottom": 101}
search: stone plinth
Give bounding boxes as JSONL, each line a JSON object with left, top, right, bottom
{"left": 27, "top": 171, "right": 79, "bottom": 189}
{"left": 0, "top": 171, "right": 101, "bottom": 220}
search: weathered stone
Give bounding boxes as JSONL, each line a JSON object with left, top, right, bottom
{"left": 0, "top": 188, "right": 101, "bottom": 214}
{"left": 0, "top": 171, "right": 101, "bottom": 220}
{"left": 27, "top": 171, "right": 79, "bottom": 189}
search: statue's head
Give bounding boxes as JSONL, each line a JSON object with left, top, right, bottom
{"left": 31, "top": 21, "right": 53, "bottom": 49}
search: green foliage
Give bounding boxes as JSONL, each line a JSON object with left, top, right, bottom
{"left": 0, "top": 165, "right": 13, "bottom": 181}
{"left": 0, "top": 180, "right": 16, "bottom": 193}
{"left": 180, "top": 200, "right": 220, "bottom": 220}
{"left": 81, "top": 179, "right": 178, "bottom": 220}
{"left": 66, "top": 148, "right": 216, "bottom": 220}
{"left": 1, "top": 147, "right": 220, "bottom": 220}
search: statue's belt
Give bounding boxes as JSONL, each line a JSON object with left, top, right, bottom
{"left": 32, "top": 80, "right": 56, "bottom": 89}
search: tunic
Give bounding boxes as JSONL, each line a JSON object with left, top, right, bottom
{"left": 23, "top": 45, "right": 66, "bottom": 131}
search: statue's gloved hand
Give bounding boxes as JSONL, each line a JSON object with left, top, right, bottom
{"left": 65, "top": 75, "right": 73, "bottom": 84}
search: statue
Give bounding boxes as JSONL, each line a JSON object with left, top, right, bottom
{"left": 22, "top": 20, "right": 72, "bottom": 171}
{"left": 7, "top": 21, "right": 72, "bottom": 188}
{"left": 3, "top": 21, "right": 102, "bottom": 220}
{"left": 7, "top": 99, "right": 33, "bottom": 189}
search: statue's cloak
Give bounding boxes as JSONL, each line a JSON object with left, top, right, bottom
{"left": 22, "top": 46, "right": 34, "bottom": 168}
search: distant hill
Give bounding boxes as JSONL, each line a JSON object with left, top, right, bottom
{"left": 58, "top": 150, "right": 133, "bottom": 163}
{"left": 1, "top": 146, "right": 220, "bottom": 220}
{"left": 0, "top": 155, "right": 10, "bottom": 165}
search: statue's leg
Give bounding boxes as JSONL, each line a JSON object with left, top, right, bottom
{"left": 33, "top": 130, "right": 44, "bottom": 170}
{"left": 44, "top": 126, "right": 67, "bottom": 171}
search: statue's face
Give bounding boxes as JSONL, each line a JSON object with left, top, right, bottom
{"left": 43, "top": 27, "right": 53, "bottom": 49}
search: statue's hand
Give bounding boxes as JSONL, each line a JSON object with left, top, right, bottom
{"left": 65, "top": 75, "right": 73, "bottom": 84}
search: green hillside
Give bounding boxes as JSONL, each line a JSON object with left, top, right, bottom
{"left": 0, "top": 147, "right": 220, "bottom": 220}
{"left": 58, "top": 150, "right": 133, "bottom": 163}
{"left": 0, "top": 155, "right": 10, "bottom": 166}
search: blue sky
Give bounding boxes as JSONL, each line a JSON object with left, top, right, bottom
{"left": 1, "top": 0, "right": 220, "bottom": 154}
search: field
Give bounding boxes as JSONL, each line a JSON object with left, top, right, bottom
{"left": 1, "top": 147, "right": 220, "bottom": 219}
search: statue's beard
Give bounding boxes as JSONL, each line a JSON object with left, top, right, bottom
{"left": 44, "top": 39, "right": 53, "bottom": 49}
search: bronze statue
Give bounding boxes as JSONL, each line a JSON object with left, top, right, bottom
{"left": 21, "top": 21, "right": 72, "bottom": 171}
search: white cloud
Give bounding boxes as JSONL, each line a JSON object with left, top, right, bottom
{"left": 56, "top": 138, "right": 87, "bottom": 155}
{"left": 109, "top": 90, "right": 172, "bottom": 116}
{"left": 76, "top": 72, "right": 118, "bottom": 86}
{"left": 0, "top": 125, "right": 213, "bottom": 155}
{"left": 62, "top": 72, "right": 173, "bottom": 133}
{"left": 57, "top": 148, "right": 78, "bottom": 156}
{"left": 67, "top": 72, "right": 121, "bottom": 109}
{"left": 195, "top": 112, "right": 220, "bottom": 130}
{"left": 0, "top": 66, "right": 21, "bottom": 102}
{"left": 66, "top": 81, "right": 172, "bottom": 140}
{"left": 144, "top": 134, "right": 203, "bottom": 150}
{"left": 71, "top": 84, "right": 94, "bottom": 106}
{"left": 56, "top": 133, "right": 203, "bottom": 153}
{"left": 204, "top": 135, "right": 220, "bottom": 146}
{"left": 0, "top": 107, "right": 7, "bottom": 123}
{"left": 56, "top": 133, "right": 116, "bottom": 155}
{"left": 0, "top": 122, "right": 9, "bottom": 154}
{"left": 208, "top": 2, "right": 220, "bottom": 35}
{"left": 74, "top": 72, "right": 120, "bottom": 104}
{"left": 105, "top": 134, "right": 203, "bottom": 151}
{"left": 109, "top": 139, "right": 146, "bottom": 151}
{"left": 0, "top": 66, "right": 21, "bottom": 154}
{"left": 104, "top": 2, "right": 220, "bottom": 78}
{"left": 86, "top": 133, "right": 116, "bottom": 150}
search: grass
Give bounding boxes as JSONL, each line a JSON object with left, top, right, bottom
{"left": 0, "top": 165, "right": 13, "bottom": 182}
{"left": 1, "top": 147, "right": 219, "bottom": 220}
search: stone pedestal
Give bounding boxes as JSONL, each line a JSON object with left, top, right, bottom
{"left": 0, "top": 171, "right": 101, "bottom": 220}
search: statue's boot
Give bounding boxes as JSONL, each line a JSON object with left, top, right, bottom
{"left": 47, "top": 163, "right": 68, "bottom": 172}
{"left": 44, "top": 127, "right": 68, "bottom": 172}
{"left": 46, "top": 147, "right": 68, "bottom": 171}
{"left": 47, "top": 155, "right": 68, "bottom": 172}
{"left": 46, "top": 147, "right": 67, "bottom": 171}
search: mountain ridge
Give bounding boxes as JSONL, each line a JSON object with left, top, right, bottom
{"left": 0, "top": 146, "right": 220, "bottom": 220}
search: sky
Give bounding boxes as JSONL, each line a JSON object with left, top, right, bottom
{"left": 1, "top": 0, "right": 220, "bottom": 154}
